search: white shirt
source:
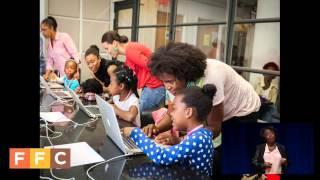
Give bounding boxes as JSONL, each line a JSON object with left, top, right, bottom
{"left": 203, "top": 59, "right": 261, "bottom": 121}
{"left": 166, "top": 59, "right": 261, "bottom": 121}
{"left": 263, "top": 144, "right": 282, "bottom": 174}
{"left": 113, "top": 93, "right": 141, "bottom": 127}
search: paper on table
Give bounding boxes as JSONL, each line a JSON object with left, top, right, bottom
{"left": 40, "top": 112, "right": 71, "bottom": 123}
{"left": 45, "top": 142, "right": 105, "bottom": 167}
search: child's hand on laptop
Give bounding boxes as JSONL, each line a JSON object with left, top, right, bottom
{"left": 49, "top": 72, "right": 58, "bottom": 81}
{"left": 75, "top": 87, "right": 82, "bottom": 94}
{"left": 43, "top": 73, "right": 50, "bottom": 81}
{"left": 121, "top": 127, "right": 135, "bottom": 137}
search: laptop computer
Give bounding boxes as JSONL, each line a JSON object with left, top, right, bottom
{"left": 48, "top": 82, "right": 64, "bottom": 89}
{"left": 95, "top": 94, "right": 143, "bottom": 155}
{"left": 66, "top": 86, "right": 101, "bottom": 118}
{"left": 40, "top": 76, "right": 72, "bottom": 99}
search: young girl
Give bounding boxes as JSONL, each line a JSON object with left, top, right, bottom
{"left": 51, "top": 59, "right": 80, "bottom": 91}
{"left": 101, "top": 31, "right": 165, "bottom": 111}
{"left": 122, "top": 84, "right": 217, "bottom": 176}
{"left": 79, "top": 78, "right": 104, "bottom": 101}
{"left": 108, "top": 65, "right": 140, "bottom": 127}
{"left": 41, "top": 16, "right": 80, "bottom": 80}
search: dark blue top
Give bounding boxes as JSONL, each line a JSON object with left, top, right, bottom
{"left": 130, "top": 127, "right": 214, "bottom": 176}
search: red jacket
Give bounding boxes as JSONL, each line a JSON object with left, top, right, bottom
{"left": 125, "top": 42, "right": 163, "bottom": 89}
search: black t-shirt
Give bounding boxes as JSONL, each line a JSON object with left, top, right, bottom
{"left": 94, "top": 58, "right": 123, "bottom": 87}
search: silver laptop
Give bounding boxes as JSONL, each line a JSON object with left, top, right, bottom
{"left": 66, "top": 86, "right": 101, "bottom": 118}
{"left": 95, "top": 94, "right": 142, "bottom": 155}
{"left": 40, "top": 76, "right": 72, "bottom": 99}
{"left": 48, "top": 82, "right": 64, "bottom": 89}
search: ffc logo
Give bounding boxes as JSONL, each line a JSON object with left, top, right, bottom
{"left": 9, "top": 148, "right": 70, "bottom": 169}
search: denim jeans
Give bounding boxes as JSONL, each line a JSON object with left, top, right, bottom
{"left": 139, "top": 86, "right": 165, "bottom": 111}
{"left": 260, "top": 104, "right": 280, "bottom": 123}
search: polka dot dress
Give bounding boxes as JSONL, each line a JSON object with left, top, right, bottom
{"left": 130, "top": 128, "right": 214, "bottom": 176}
{"left": 128, "top": 163, "right": 211, "bottom": 179}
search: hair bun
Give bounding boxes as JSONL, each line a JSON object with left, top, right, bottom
{"left": 202, "top": 84, "right": 217, "bottom": 100}
{"left": 120, "top": 35, "right": 128, "bottom": 43}
{"left": 89, "top": 45, "right": 99, "bottom": 53}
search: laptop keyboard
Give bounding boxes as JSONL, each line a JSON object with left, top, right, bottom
{"left": 122, "top": 135, "right": 139, "bottom": 150}
{"left": 55, "top": 91, "right": 69, "bottom": 97}
{"left": 86, "top": 106, "right": 100, "bottom": 114}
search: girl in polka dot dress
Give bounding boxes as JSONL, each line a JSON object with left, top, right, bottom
{"left": 122, "top": 84, "right": 217, "bottom": 176}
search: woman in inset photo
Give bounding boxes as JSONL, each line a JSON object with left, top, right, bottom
{"left": 252, "top": 126, "right": 288, "bottom": 175}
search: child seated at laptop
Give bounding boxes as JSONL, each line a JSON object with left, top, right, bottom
{"left": 122, "top": 84, "right": 216, "bottom": 176}
{"left": 78, "top": 78, "right": 104, "bottom": 101}
{"left": 108, "top": 65, "right": 140, "bottom": 127}
{"left": 51, "top": 59, "right": 80, "bottom": 91}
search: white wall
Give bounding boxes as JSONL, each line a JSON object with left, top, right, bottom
{"left": 40, "top": 0, "right": 47, "bottom": 24}
{"left": 249, "top": 0, "right": 280, "bottom": 84}
{"left": 40, "top": 0, "right": 48, "bottom": 56}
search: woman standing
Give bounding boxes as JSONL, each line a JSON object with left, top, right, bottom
{"left": 252, "top": 126, "right": 288, "bottom": 175}
{"left": 84, "top": 45, "right": 123, "bottom": 92}
{"left": 101, "top": 31, "right": 165, "bottom": 112}
{"left": 41, "top": 16, "right": 80, "bottom": 80}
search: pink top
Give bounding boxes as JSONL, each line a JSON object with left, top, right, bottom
{"left": 46, "top": 32, "right": 80, "bottom": 76}
{"left": 187, "top": 124, "right": 204, "bottom": 136}
{"left": 180, "top": 124, "right": 204, "bottom": 141}
{"left": 263, "top": 144, "right": 283, "bottom": 174}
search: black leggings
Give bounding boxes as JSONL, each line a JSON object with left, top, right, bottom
{"left": 212, "top": 145, "right": 221, "bottom": 178}
{"left": 224, "top": 111, "right": 259, "bottom": 124}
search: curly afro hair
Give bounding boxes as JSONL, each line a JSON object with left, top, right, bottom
{"left": 148, "top": 42, "right": 207, "bottom": 82}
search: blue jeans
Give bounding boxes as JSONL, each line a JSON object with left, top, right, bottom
{"left": 140, "top": 86, "right": 165, "bottom": 111}
{"left": 259, "top": 103, "right": 280, "bottom": 123}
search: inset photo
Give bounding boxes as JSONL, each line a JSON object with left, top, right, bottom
{"left": 222, "top": 123, "right": 314, "bottom": 178}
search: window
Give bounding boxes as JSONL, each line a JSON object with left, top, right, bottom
{"left": 231, "top": 22, "right": 280, "bottom": 69}
{"left": 176, "top": 0, "right": 227, "bottom": 23}
{"left": 129, "top": 0, "right": 280, "bottom": 121}
{"left": 175, "top": 25, "right": 227, "bottom": 61}
{"left": 236, "top": 0, "right": 279, "bottom": 20}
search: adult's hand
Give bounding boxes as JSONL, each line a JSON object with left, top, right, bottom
{"left": 281, "top": 158, "right": 287, "bottom": 165}
{"left": 264, "top": 162, "right": 272, "bottom": 168}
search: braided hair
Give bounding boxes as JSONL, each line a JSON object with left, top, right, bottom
{"left": 113, "top": 65, "right": 139, "bottom": 98}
